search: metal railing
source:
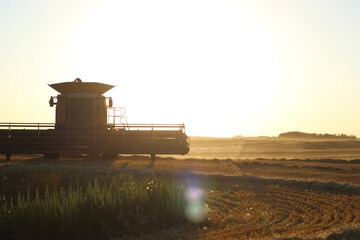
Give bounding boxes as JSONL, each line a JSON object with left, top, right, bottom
{"left": 0, "top": 123, "right": 55, "bottom": 130}
{"left": 107, "top": 107, "right": 127, "bottom": 126}
{"left": 111, "top": 123, "right": 185, "bottom": 132}
{"left": 0, "top": 122, "right": 186, "bottom": 132}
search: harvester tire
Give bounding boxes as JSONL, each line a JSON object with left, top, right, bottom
{"left": 102, "top": 153, "right": 118, "bottom": 160}
{"left": 44, "top": 153, "right": 60, "bottom": 160}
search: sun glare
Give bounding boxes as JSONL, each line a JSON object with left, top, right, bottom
{"left": 52, "top": 0, "right": 288, "bottom": 137}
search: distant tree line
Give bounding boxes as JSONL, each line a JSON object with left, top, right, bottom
{"left": 278, "top": 131, "right": 357, "bottom": 140}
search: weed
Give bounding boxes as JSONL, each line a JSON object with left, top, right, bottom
{"left": 0, "top": 164, "right": 186, "bottom": 239}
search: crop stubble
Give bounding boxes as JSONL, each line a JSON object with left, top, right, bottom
{"left": 2, "top": 137, "right": 360, "bottom": 239}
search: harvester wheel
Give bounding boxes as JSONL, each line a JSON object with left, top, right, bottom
{"left": 102, "top": 153, "right": 118, "bottom": 160}
{"left": 44, "top": 153, "right": 60, "bottom": 160}
{"left": 88, "top": 153, "right": 101, "bottom": 160}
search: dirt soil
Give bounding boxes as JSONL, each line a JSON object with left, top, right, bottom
{"left": 2, "top": 137, "right": 360, "bottom": 240}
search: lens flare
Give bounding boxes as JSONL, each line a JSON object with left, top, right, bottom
{"left": 185, "top": 187, "right": 205, "bottom": 202}
{"left": 184, "top": 186, "right": 206, "bottom": 223}
{"left": 185, "top": 202, "right": 206, "bottom": 223}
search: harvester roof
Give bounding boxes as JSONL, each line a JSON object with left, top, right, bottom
{"left": 49, "top": 79, "right": 115, "bottom": 95}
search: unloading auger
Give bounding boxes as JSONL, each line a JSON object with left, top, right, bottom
{"left": 0, "top": 78, "right": 189, "bottom": 160}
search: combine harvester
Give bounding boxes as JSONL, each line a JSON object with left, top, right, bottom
{"left": 0, "top": 79, "right": 189, "bottom": 161}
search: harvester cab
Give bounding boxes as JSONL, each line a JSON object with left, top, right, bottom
{"left": 48, "top": 78, "right": 115, "bottom": 130}
{"left": 0, "top": 78, "right": 189, "bottom": 161}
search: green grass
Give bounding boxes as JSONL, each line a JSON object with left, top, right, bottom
{"left": 0, "top": 164, "right": 186, "bottom": 239}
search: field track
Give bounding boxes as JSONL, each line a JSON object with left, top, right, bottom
{"left": 205, "top": 180, "right": 360, "bottom": 240}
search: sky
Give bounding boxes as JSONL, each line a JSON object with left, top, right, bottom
{"left": 0, "top": 0, "right": 360, "bottom": 137}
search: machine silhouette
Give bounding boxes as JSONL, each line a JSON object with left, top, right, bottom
{"left": 0, "top": 78, "right": 189, "bottom": 160}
